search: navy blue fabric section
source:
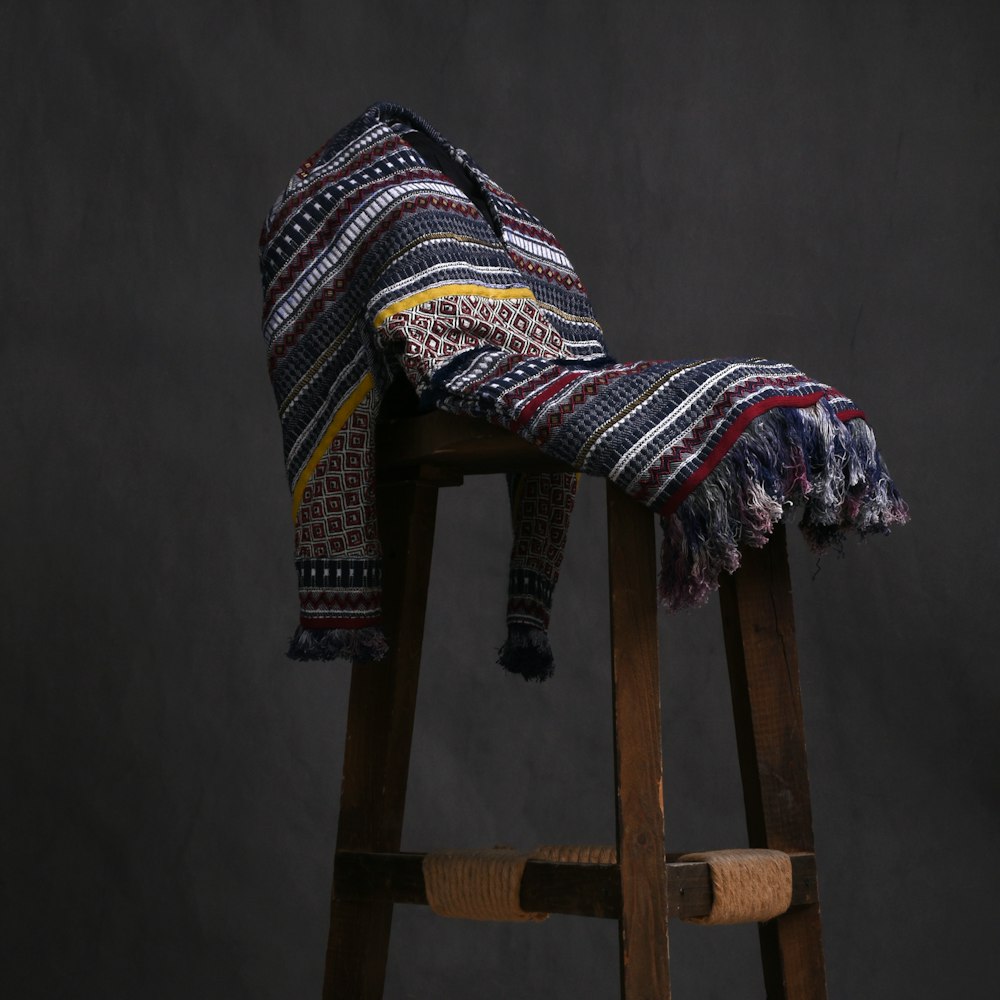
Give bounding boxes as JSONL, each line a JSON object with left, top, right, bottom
{"left": 296, "top": 558, "right": 383, "bottom": 590}
{"left": 283, "top": 349, "right": 370, "bottom": 481}
{"left": 508, "top": 567, "right": 556, "bottom": 604}
{"left": 400, "top": 129, "right": 499, "bottom": 234}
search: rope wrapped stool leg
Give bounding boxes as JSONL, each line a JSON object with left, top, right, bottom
{"left": 678, "top": 849, "right": 792, "bottom": 925}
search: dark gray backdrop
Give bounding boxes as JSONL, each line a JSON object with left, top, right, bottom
{"left": 3, "top": 1, "right": 998, "bottom": 997}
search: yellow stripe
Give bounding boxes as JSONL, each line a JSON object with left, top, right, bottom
{"left": 538, "top": 300, "right": 605, "bottom": 332}
{"left": 574, "top": 362, "right": 700, "bottom": 466}
{"left": 291, "top": 372, "right": 374, "bottom": 523}
{"left": 373, "top": 283, "right": 535, "bottom": 328}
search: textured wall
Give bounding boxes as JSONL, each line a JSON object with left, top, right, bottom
{"left": 3, "top": 1, "right": 998, "bottom": 997}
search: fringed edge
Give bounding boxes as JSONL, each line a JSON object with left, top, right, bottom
{"left": 286, "top": 624, "right": 389, "bottom": 663}
{"left": 659, "top": 398, "right": 910, "bottom": 612}
{"left": 498, "top": 623, "right": 555, "bottom": 682}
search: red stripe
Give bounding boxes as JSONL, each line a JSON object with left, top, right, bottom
{"left": 264, "top": 167, "right": 451, "bottom": 314}
{"left": 268, "top": 134, "right": 408, "bottom": 235}
{"left": 515, "top": 370, "right": 585, "bottom": 427}
{"left": 266, "top": 191, "right": 480, "bottom": 371}
{"left": 658, "top": 390, "right": 831, "bottom": 517}
{"left": 837, "top": 407, "right": 866, "bottom": 423}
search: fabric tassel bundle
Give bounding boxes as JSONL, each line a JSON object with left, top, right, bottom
{"left": 259, "top": 102, "right": 908, "bottom": 680}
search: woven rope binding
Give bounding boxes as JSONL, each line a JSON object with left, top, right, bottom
{"left": 422, "top": 845, "right": 618, "bottom": 922}
{"left": 678, "top": 849, "right": 792, "bottom": 925}
{"left": 423, "top": 848, "right": 547, "bottom": 922}
{"left": 422, "top": 845, "right": 792, "bottom": 925}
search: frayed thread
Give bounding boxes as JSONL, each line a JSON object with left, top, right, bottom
{"left": 659, "top": 400, "right": 909, "bottom": 612}
{"left": 498, "top": 623, "right": 555, "bottom": 682}
{"left": 286, "top": 624, "right": 389, "bottom": 663}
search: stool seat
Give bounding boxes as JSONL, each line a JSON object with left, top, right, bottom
{"left": 322, "top": 412, "right": 829, "bottom": 999}
{"left": 377, "top": 409, "right": 573, "bottom": 476}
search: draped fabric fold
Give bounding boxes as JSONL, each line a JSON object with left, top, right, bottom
{"left": 259, "top": 102, "right": 908, "bottom": 676}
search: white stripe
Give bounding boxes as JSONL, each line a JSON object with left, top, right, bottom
{"left": 284, "top": 122, "right": 396, "bottom": 196}
{"left": 639, "top": 380, "right": 810, "bottom": 505}
{"left": 273, "top": 176, "right": 466, "bottom": 294}
{"left": 508, "top": 373, "right": 581, "bottom": 422}
{"left": 624, "top": 370, "right": 808, "bottom": 493}
{"left": 286, "top": 365, "right": 370, "bottom": 472}
{"left": 265, "top": 179, "right": 487, "bottom": 342}
{"left": 368, "top": 263, "right": 531, "bottom": 317}
{"left": 536, "top": 308, "right": 599, "bottom": 330}
{"left": 609, "top": 362, "right": 792, "bottom": 482}
{"left": 504, "top": 230, "right": 573, "bottom": 270}
{"left": 563, "top": 341, "right": 606, "bottom": 356}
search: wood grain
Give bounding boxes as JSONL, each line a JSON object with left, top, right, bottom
{"left": 377, "top": 410, "right": 574, "bottom": 475}
{"left": 323, "top": 480, "right": 438, "bottom": 1000}
{"left": 607, "top": 483, "right": 671, "bottom": 1000}
{"left": 720, "top": 524, "right": 828, "bottom": 999}
{"left": 320, "top": 411, "right": 829, "bottom": 998}
{"left": 333, "top": 849, "right": 819, "bottom": 921}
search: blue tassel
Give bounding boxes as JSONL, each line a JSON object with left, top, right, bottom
{"left": 498, "top": 623, "right": 555, "bottom": 682}
{"left": 286, "top": 625, "right": 389, "bottom": 663}
{"left": 658, "top": 400, "right": 909, "bottom": 612}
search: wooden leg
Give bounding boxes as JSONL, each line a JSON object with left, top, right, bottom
{"left": 719, "top": 524, "right": 828, "bottom": 1000}
{"left": 607, "top": 483, "right": 670, "bottom": 1000}
{"left": 323, "top": 479, "right": 439, "bottom": 999}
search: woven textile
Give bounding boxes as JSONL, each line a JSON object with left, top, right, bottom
{"left": 259, "top": 102, "right": 908, "bottom": 677}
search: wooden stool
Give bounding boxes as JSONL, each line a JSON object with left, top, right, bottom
{"left": 322, "top": 410, "right": 827, "bottom": 999}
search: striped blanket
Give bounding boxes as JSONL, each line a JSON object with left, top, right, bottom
{"left": 259, "top": 102, "right": 907, "bottom": 679}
